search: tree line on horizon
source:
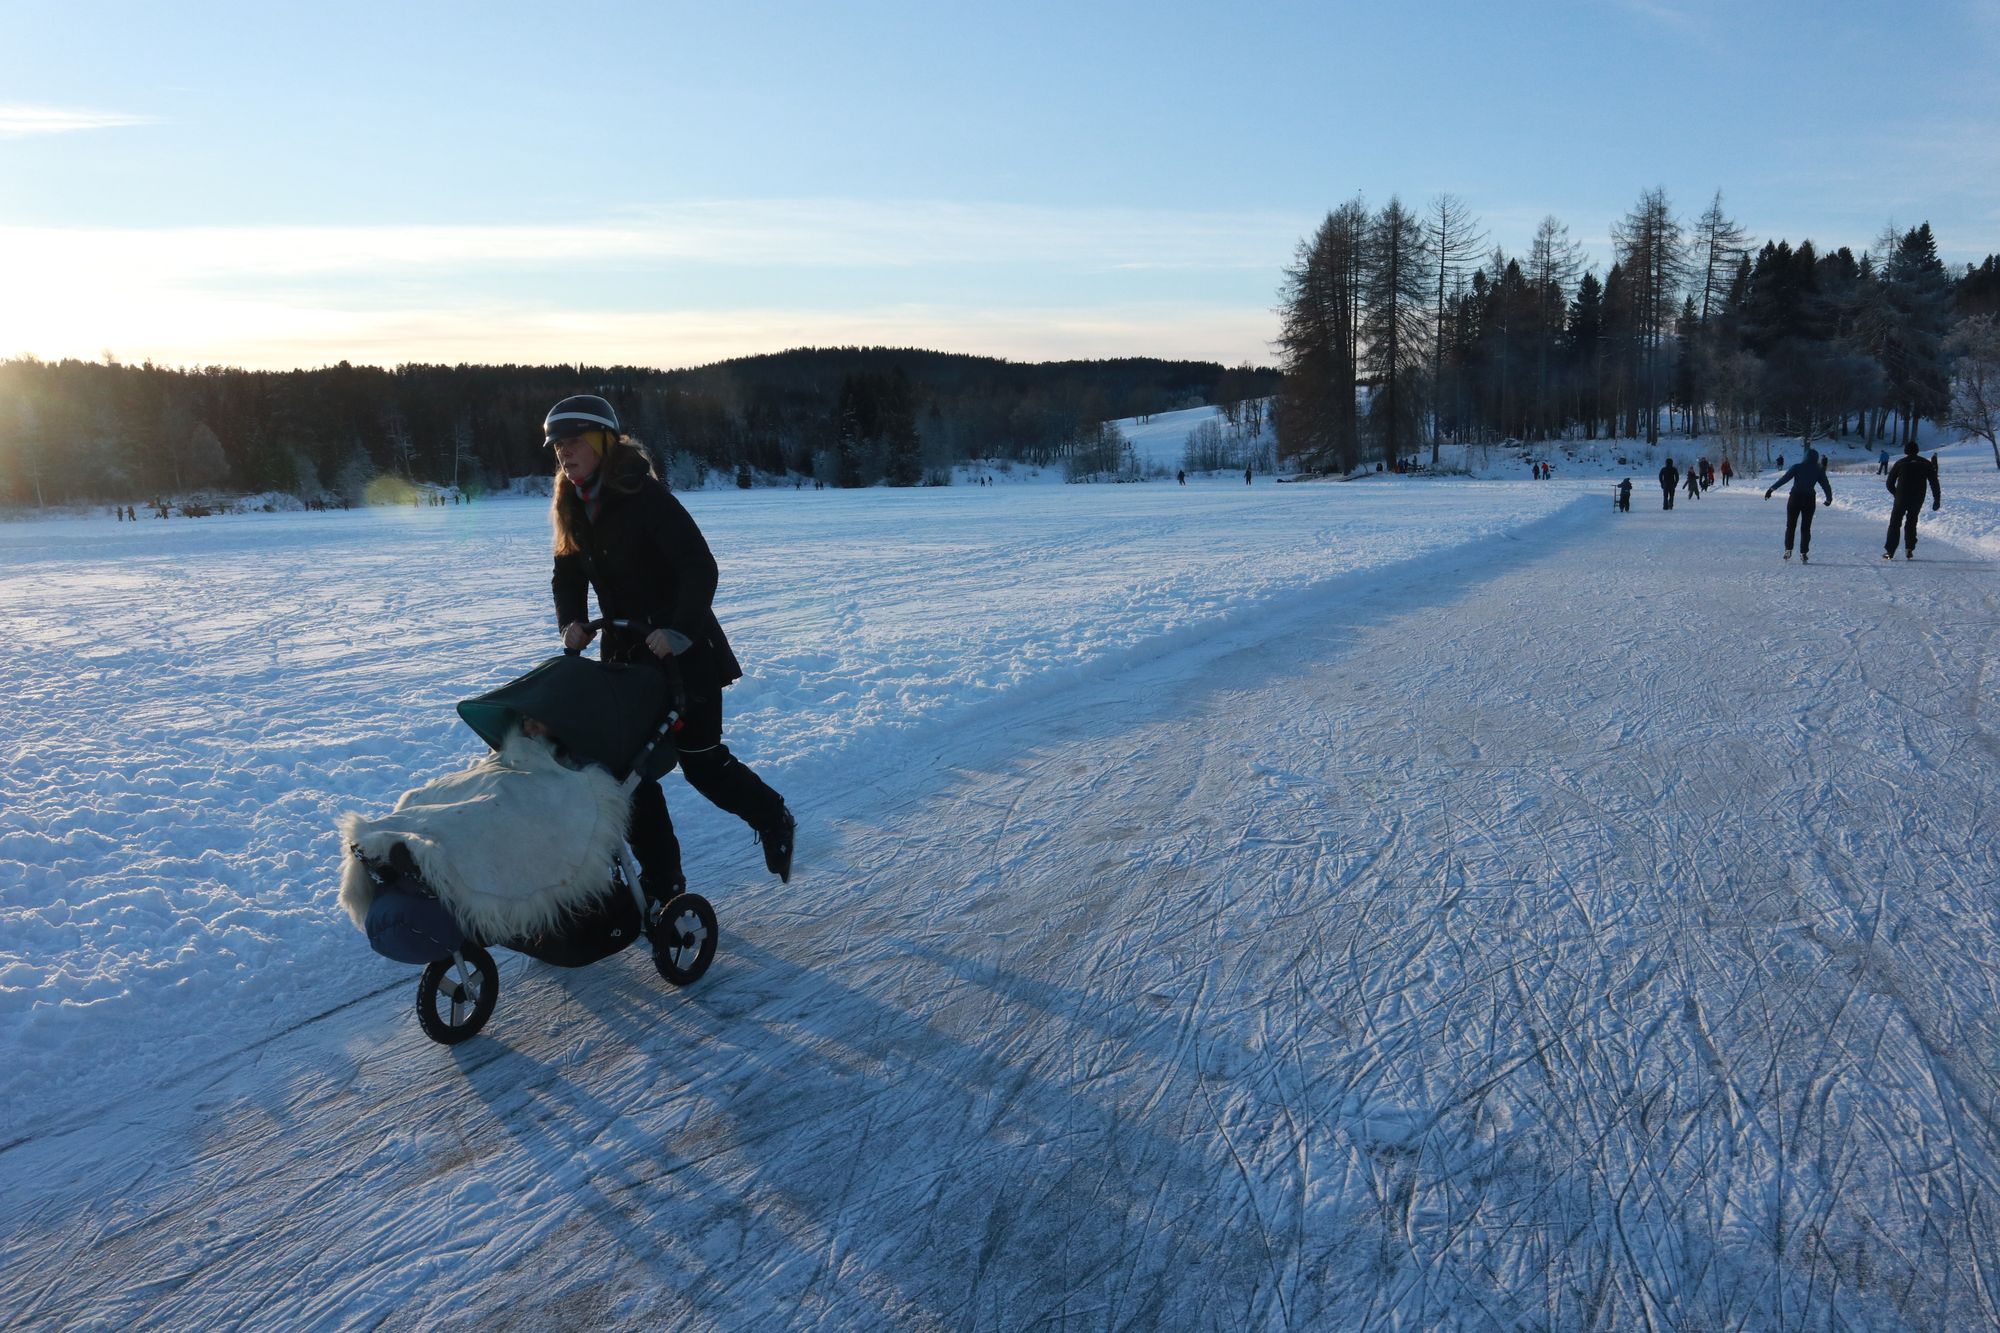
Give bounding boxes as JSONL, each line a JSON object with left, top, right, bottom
{"left": 1276, "top": 189, "right": 2000, "bottom": 473}
{"left": 0, "top": 347, "right": 1280, "bottom": 507}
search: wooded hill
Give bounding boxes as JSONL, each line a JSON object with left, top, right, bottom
{"left": 0, "top": 347, "right": 1280, "bottom": 506}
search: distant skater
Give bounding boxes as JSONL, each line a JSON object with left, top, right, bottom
{"left": 1659, "top": 458, "right": 1679, "bottom": 510}
{"left": 1719, "top": 457, "right": 1733, "bottom": 487}
{"left": 1882, "top": 440, "right": 1942, "bottom": 559}
{"left": 1877, "top": 448, "right": 1891, "bottom": 475}
{"left": 1244, "top": 466, "right": 1253, "bottom": 485}
{"left": 1764, "top": 446, "right": 1833, "bottom": 562}
{"left": 1684, "top": 466, "right": 1701, "bottom": 500}
{"left": 1616, "top": 477, "right": 1632, "bottom": 512}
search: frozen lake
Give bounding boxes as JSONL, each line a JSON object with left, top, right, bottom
{"left": 4, "top": 463, "right": 1998, "bottom": 1329}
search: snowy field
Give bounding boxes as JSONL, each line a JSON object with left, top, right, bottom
{"left": 4, "top": 453, "right": 2000, "bottom": 1329}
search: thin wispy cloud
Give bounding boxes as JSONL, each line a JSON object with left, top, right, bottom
{"left": 1614, "top": 0, "right": 1706, "bottom": 37}
{"left": 0, "top": 102, "right": 156, "bottom": 138}
{"left": 0, "top": 200, "right": 1306, "bottom": 279}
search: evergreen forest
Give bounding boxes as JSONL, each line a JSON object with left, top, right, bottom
{"left": 1277, "top": 189, "right": 2000, "bottom": 474}
{"left": 0, "top": 347, "right": 1277, "bottom": 507}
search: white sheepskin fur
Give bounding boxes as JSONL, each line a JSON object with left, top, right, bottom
{"left": 337, "top": 730, "right": 631, "bottom": 944}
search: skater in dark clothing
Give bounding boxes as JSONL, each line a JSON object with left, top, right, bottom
{"left": 1659, "top": 458, "right": 1679, "bottom": 510}
{"left": 1177, "top": 469, "right": 1186, "bottom": 485}
{"left": 1882, "top": 440, "right": 1942, "bottom": 559}
{"left": 1684, "top": 466, "right": 1701, "bottom": 500}
{"left": 1244, "top": 466, "right": 1253, "bottom": 485}
{"left": 544, "top": 394, "right": 795, "bottom": 898}
{"left": 1764, "top": 447, "right": 1833, "bottom": 562}
{"left": 1616, "top": 478, "right": 1632, "bottom": 512}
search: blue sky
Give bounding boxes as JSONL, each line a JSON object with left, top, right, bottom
{"left": 3, "top": 0, "right": 1997, "bottom": 370}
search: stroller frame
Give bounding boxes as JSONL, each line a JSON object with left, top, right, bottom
{"left": 361, "top": 618, "right": 720, "bottom": 1045}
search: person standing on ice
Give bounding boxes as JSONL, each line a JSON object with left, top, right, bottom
{"left": 1659, "top": 458, "right": 1679, "bottom": 509}
{"left": 544, "top": 394, "right": 795, "bottom": 898}
{"left": 1720, "top": 457, "right": 1733, "bottom": 487}
{"left": 1684, "top": 465, "right": 1701, "bottom": 500}
{"left": 1764, "top": 446, "right": 1834, "bottom": 563}
{"left": 1881, "top": 439, "right": 1942, "bottom": 559}
{"left": 1616, "top": 477, "right": 1632, "bottom": 511}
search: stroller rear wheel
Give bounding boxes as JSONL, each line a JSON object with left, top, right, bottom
{"left": 416, "top": 945, "right": 499, "bottom": 1044}
{"left": 651, "top": 893, "right": 717, "bottom": 986}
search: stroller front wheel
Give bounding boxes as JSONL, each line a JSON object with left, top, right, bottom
{"left": 416, "top": 945, "right": 499, "bottom": 1044}
{"left": 651, "top": 893, "right": 718, "bottom": 986}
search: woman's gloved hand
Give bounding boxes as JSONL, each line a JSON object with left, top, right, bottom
{"left": 646, "top": 628, "right": 692, "bottom": 659}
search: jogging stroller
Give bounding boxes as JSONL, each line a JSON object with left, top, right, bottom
{"left": 338, "top": 619, "right": 718, "bottom": 1045}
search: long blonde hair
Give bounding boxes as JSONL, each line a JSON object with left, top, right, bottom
{"left": 551, "top": 436, "right": 655, "bottom": 556}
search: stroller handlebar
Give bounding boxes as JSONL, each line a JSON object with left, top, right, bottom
{"left": 563, "top": 617, "right": 640, "bottom": 656}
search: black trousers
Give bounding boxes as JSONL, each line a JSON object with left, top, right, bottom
{"left": 1887, "top": 501, "right": 1924, "bottom": 553}
{"left": 1785, "top": 494, "right": 1818, "bottom": 554}
{"left": 1662, "top": 486, "right": 1675, "bottom": 510}
{"left": 627, "top": 690, "right": 786, "bottom": 888}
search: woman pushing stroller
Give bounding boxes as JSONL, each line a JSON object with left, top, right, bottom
{"left": 545, "top": 394, "right": 795, "bottom": 905}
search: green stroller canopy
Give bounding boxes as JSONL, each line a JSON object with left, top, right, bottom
{"left": 456, "top": 655, "right": 676, "bottom": 782}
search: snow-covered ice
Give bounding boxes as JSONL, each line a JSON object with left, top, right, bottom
{"left": 3, "top": 452, "right": 1998, "bottom": 1329}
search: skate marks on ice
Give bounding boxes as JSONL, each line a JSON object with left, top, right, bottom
{"left": 634, "top": 497, "right": 1999, "bottom": 1328}
{"left": 6, "top": 495, "right": 2000, "bottom": 1328}
{"left": 795, "top": 495, "right": 2000, "bottom": 1329}
{"left": 1218, "top": 499, "right": 2000, "bottom": 1330}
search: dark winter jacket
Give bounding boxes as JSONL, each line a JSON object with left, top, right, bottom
{"left": 552, "top": 447, "right": 744, "bottom": 694}
{"left": 1659, "top": 462, "right": 1679, "bottom": 491}
{"left": 1887, "top": 454, "right": 1941, "bottom": 508}
{"left": 1766, "top": 451, "right": 1832, "bottom": 503}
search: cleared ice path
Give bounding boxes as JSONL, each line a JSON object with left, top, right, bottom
{"left": 6, "top": 489, "right": 2000, "bottom": 1330}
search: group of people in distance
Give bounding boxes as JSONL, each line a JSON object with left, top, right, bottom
{"left": 1618, "top": 441, "right": 1943, "bottom": 565}
{"left": 1649, "top": 455, "right": 1731, "bottom": 510}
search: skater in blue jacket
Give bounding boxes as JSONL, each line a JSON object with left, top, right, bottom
{"left": 1764, "top": 447, "right": 1833, "bottom": 562}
